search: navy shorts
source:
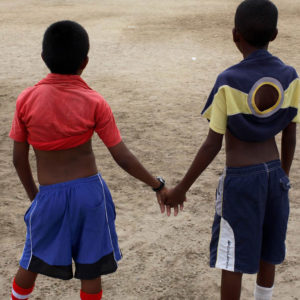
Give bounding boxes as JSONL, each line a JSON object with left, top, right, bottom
{"left": 210, "top": 160, "right": 290, "bottom": 274}
{"left": 20, "top": 174, "right": 122, "bottom": 280}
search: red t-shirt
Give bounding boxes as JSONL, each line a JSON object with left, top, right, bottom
{"left": 9, "top": 73, "right": 122, "bottom": 150}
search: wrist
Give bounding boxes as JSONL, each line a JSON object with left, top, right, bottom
{"left": 152, "top": 176, "right": 165, "bottom": 192}
{"left": 176, "top": 181, "right": 188, "bottom": 193}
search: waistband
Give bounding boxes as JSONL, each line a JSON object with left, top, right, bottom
{"left": 225, "top": 159, "right": 281, "bottom": 176}
{"left": 39, "top": 173, "right": 102, "bottom": 192}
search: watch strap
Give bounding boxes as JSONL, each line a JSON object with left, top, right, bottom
{"left": 152, "top": 177, "right": 165, "bottom": 192}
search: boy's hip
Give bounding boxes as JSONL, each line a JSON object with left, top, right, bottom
{"left": 224, "top": 159, "right": 282, "bottom": 176}
{"left": 38, "top": 173, "right": 104, "bottom": 192}
{"left": 25, "top": 173, "right": 116, "bottom": 235}
{"left": 216, "top": 159, "right": 290, "bottom": 218}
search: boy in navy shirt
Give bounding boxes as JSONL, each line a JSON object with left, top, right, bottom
{"left": 165, "top": 1, "right": 299, "bottom": 299}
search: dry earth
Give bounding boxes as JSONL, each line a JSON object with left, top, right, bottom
{"left": 0, "top": 0, "right": 300, "bottom": 299}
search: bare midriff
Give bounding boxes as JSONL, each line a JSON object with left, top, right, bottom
{"left": 33, "top": 140, "right": 98, "bottom": 185}
{"left": 225, "top": 131, "right": 279, "bottom": 167}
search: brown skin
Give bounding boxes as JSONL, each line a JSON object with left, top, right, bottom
{"left": 165, "top": 28, "right": 297, "bottom": 300}
{"left": 12, "top": 58, "right": 169, "bottom": 293}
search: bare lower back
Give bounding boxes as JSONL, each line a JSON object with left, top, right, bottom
{"left": 225, "top": 131, "right": 280, "bottom": 167}
{"left": 34, "top": 140, "right": 98, "bottom": 185}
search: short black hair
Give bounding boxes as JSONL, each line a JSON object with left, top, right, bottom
{"left": 42, "top": 20, "right": 89, "bottom": 74}
{"left": 235, "top": 0, "right": 278, "bottom": 48}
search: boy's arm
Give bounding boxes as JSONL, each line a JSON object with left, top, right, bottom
{"left": 13, "top": 141, "right": 38, "bottom": 201}
{"left": 165, "top": 129, "right": 223, "bottom": 209}
{"left": 281, "top": 122, "right": 296, "bottom": 176}
{"left": 177, "top": 129, "right": 223, "bottom": 191}
{"left": 107, "top": 141, "right": 167, "bottom": 212}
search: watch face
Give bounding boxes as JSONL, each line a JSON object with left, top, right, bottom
{"left": 152, "top": 176, "right": 165, "bottom": 192}
{"left": 157, "top": 176, "right": 165, "bottom": 184}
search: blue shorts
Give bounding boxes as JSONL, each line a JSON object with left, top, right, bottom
{"left": 20, "top": 174, "right": 122, "bottom": 280}
{"left": 210, "top": 160, "right": 290, "bottom": 274}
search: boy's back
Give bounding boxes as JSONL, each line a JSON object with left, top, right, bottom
{"left": 201, "top": 49, "right": 299, "bottom": 167}
{"left": 11, "top": 73, "right": 121, "bottom": 184}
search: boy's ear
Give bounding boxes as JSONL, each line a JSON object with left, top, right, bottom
{"left": 80, "top": 56, "right": 89, "bottom": 70}
{"left": 232, "top": 28, "right": 240, "bottom": 43}
{"left": 76, "top": 56, "right": 89, "bottom": 75}
{"left": 270, "top": 28, "right": 278, "bottom": 42}
{"left": 41, "top": 52, "right": 45, "bottom": 62}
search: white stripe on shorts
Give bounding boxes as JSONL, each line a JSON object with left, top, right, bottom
{"left": 26, "top": 200, "right": 38, "bottom": 270}
{"left": 215, "top": 217, "right": 235, "bottom": 271}
{"left": 97, "top": 174, "right": 121, "bottom": 263}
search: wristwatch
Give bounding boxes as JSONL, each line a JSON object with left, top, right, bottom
{"left": 152, "top": 176, "right": 165, "bottom": 192}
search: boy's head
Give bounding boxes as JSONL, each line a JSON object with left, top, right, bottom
{"left": 234, "top": 0, "right": 278, "bottom": 48}
{"left": 42, "top": 20, "right": 89, "bottom": 75}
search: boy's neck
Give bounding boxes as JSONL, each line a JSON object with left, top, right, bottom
{"left": 50, "top": 71, "right": 82, "bottom": 76}
{"left": 241, "top": 44, "right": 269, "bottom": 59}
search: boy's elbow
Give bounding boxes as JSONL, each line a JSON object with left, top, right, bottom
{"left": 12, "top": 154, "right": 19, "bottom": 166}
{"left": 112, "top": 151, "right": 133, "bottom": 171}
{"left": 115, "top": 156, "right": 129, "bottom": 170}
{"left": 205, "top": 142, "right": 222, "bottom": 156}
{"left": 12, "top": 141, "right": 30, "bottom": 169}
{"left": 203, "top": 137, "right": 223, "bottom": 155}
{"left": 203, "top": 129, "right": 223, "bottom": 154}
{"left": 13, "top": 157, "right": 21, "bottom": 169}
{"left": 289, "top": 136, "right": 296, "bottom": 148}
{"left": 109, "top": 141, "right": 136, "bottom": 171}
{"left": 282, "top": 125, "right": 297, "bottom": 149}
{"left": 13, "top": 155, "right": 27, "bottom": 169}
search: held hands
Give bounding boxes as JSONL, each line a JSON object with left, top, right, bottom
{"left": 156, "top": 185, "right": 187, "bottom": 216}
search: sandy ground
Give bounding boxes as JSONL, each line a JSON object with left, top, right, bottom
{"left": 0, "top": 0, "right": 300, "bottom": 299}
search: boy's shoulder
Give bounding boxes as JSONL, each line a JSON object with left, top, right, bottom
{"left": 16, "top": 85, "right": 37, "bottom": 106}
{"left": 16, "top": 75, "right": 105, "bottom": 108}
{"left": 215, "top": 51, "right": 298, "bottom": 93}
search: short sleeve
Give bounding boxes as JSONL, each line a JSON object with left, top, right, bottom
{"left": 291, "top": 78, "right": 300, "bottom": 123}
{"left": 94, "top": 98, "right": 122, "bottom": 147}
{"left": 9, "top": 102, "right": 27, "bottom": 142}
{"left": 201, "top": 84, "right": 227, "bottom": 135}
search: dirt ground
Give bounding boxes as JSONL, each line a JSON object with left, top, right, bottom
{"left": 0, "top": 0, "right": 300, "bottom": 299}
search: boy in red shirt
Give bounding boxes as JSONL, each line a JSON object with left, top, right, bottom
{"left": 9, "top": 20, "right": 167, "bottom": 300}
